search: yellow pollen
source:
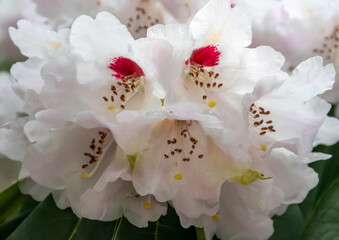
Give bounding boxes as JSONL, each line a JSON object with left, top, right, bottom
{"left": 174, "top": 173, "right": 183, "bottom": 180}
{"left": 185, "top": 2, "right": 189, "bottom": 7}
{"left": 107, "top": 104, "right": 115, "bottom": 110}
{"left": 81, "top": 173, "right": 89, "bottom": 179}
{"left": 334, "top": 64, "right": 337, "bottom": 70}
{"left": 97, "top": 0, "right": 101, "bottom": 6}
{"left": 233, "top": 169, "right": 271, "bottom": 186}
{"left": 143, "top": 203, "right": 152, "bottom": 209}
{"left": 211, "top": 215, "right": 219, "bottom": 221}
{"left": 208, "top": 100, "right": 216, "bottom": 108}
{"left": 261, "top": 144, "right": 267, "bottom": 152}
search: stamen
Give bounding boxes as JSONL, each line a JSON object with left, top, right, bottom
{"left": 143, "top": 195, "right": 152, "bottom": 209}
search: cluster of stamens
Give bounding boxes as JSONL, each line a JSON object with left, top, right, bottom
{"left": 186, "top": 64, "right": 223, "bottom": 107}
{"left": 126, "top": 7, "right": 160, "bottom": 36}
{"left": 102, "top": 76, "right": 143, "bottom": 111}
{"left": 81, "top": 130, "right": 113, "bottom": 179}
{"left": 163, "top": 120, "right": 204, "bottom": 180}
{"left": 313, "top": 25, "right": 339, "bottom": 63}
{"left": 250, "top": 103, "right": 276, "bottom": 136}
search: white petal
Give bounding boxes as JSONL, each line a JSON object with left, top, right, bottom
{"left": 313, "top": 116, "right": 339, "bottom": 146}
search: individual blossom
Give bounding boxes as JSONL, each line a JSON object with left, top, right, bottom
{"left": 23, "top": 109, "right": 166, "bottom": 226}
{"left": 110, "top": 102, "right": 253, "bottom": 222}
{"left": 241, "top": 0, "right": 339, "bottom": 116}
{"left": 147, "top": 0, "right": 287, "bottom": 130}
{"left": 37, "top": 12, "right": 172, "bottom": 125}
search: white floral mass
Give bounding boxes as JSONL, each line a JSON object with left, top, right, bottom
{"left": 0, "top": 0, "right": 339, "bottom": 239}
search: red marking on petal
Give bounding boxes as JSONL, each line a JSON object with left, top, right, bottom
{"left": 108, "top": 57, "right": 145, "bottom": 79}
{"left": 231, "top": 3, "right": 235, "bottom": 8}
{"left": 186, "top": 45, "right": 221, "bottom": 67}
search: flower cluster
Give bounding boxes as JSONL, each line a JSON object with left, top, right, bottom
{"left": 1, "top": 0, "right": 339, "bottom": 239}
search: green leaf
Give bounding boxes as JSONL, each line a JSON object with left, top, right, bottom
{"left": 269, "top": 205, "right": 304, "bottom": 240}
{"left": 0, "top": 182, "right": 38, "bottom": 239}
{"left": 112, "top": 206, "right": 196, "bottom": 240}
{"left": 271, "top": 141, "right": 339, "bottom": 240}
{"left": 7, "top": 195, "right": 81, "bottom": 240}
{"left": 7, "top": 193, "right": 196, "bottom": 240}
{"left": 300, "top": 177, "right": 339, "bottom": 240}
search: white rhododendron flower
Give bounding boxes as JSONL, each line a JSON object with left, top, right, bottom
{"left": 0, "top": 72, "right": 24, "bottom": 191}
{"left": 1, "top": 0, "right": 339, "bottom": 239}
{"left": 242, "top": 0, "right": 339, "bottom": 117}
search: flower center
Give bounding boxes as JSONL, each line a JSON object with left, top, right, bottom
{"left": 249, "top": 103, "right": 276, "bottom": 136}
{"left": 312, "top": 24, "right": 339, "bottom": 68}
{"left": 102, "top": 57, "right": 146, "bottom": 111}
{"left": 162, "top": 120, "right": 204, "bottom": 180}
{"left": 125, "top": 4, "right": 162, "bottom": 38}
{"left": 81, "top": 129, "right": 113, "bottom": 179}
{"left": 184, "top": 45, "right": 223, "bottom": 108}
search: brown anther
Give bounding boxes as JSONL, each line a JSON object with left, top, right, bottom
{"left": 195, "top": 80, "right": 199, "bottom": 85}
{"left": 189, "top": 72, "right": 194, "bottom": 77}
{"left": 268, "top": 126, "right": 276, "bottom": 132}
{"left": 90, "top": 159, "right": 97, "bottom": 164}
{"left": 82, "top": 164, "right": 88, "bottom": 169}
{"left": 103, "top": 96, "right": 108, "bottom": 102}
{"left": 121, "top": 105, "right": 125, "bottom": 109}
{"left": 202, "top": 95, "right": 207, "bottom": 100}
{"left": 261, "top": 127, "right": 268, "bottom": 130}
{"left": 190, "top": 137, "right": 195, "bottom": 142}
{"left": 200, "top": 82, "right": 204, "bottom": 87}
{"left": 214, "top": 73, "right": 220, "bottom": 79}
{"left": 99, "top": 140, "right": 104, "bottom": 144}
{"left": 167, "top": 140, "right": 172, "bottom": 144}
{"left": 164, "top": 154, "right": 169, "bottom": 158}
{"left": 207, "top": 83, "right": 211, "bottom": 88}
{"left": 183, "top": 157, "right": 190, "bottom": 162}
{"left": 111, "top": 96, "right": 114, "bottom": 102}
{"left": 199, "top": 154, "right": 204, "bottom": 158}
{"left": 253, "top": 114, "right": 260, "bottom": 118}
{"left": 218, "top": 83, "right": 223, "bottom": 88}
{"left": 178, "top": 149, "right": 183, "bottom": 153}
{"left": 260, "top": 131, "right": 266, "bottom": 135}
{"left": 252, "top": 110, "right": 257, "bottom": 114}
{"left": 213, "top": 82, "right": 217, "bottom": 87}
{"left": 135, "top": 194, "right": 140, "bottom": 198}
{"left": 192, "top": 145, "right": 195, "bottom": 149}
{"left": 208, "top": 71, "right": 214, "bottom": 77}
{"left": 189, "top": 150, "right": 193, "bottom": 154}
{"left": 266, "top": 120, "right": 273, "bottom": 124}
{"left": 195, "top": 72, "right": 199, "bottom": 77}
{"left": 171, "top": 151, "right": 175, "bottom": 155}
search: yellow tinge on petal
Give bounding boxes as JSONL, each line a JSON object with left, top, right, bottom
{"left": 211, "top": 214, "right": 219, "bottom": 221}
{"left": 127, "top": 154, "right": 137, "bottom": 170}
{"left": 233, "top": 169, "right": 271, "bottom": 186}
